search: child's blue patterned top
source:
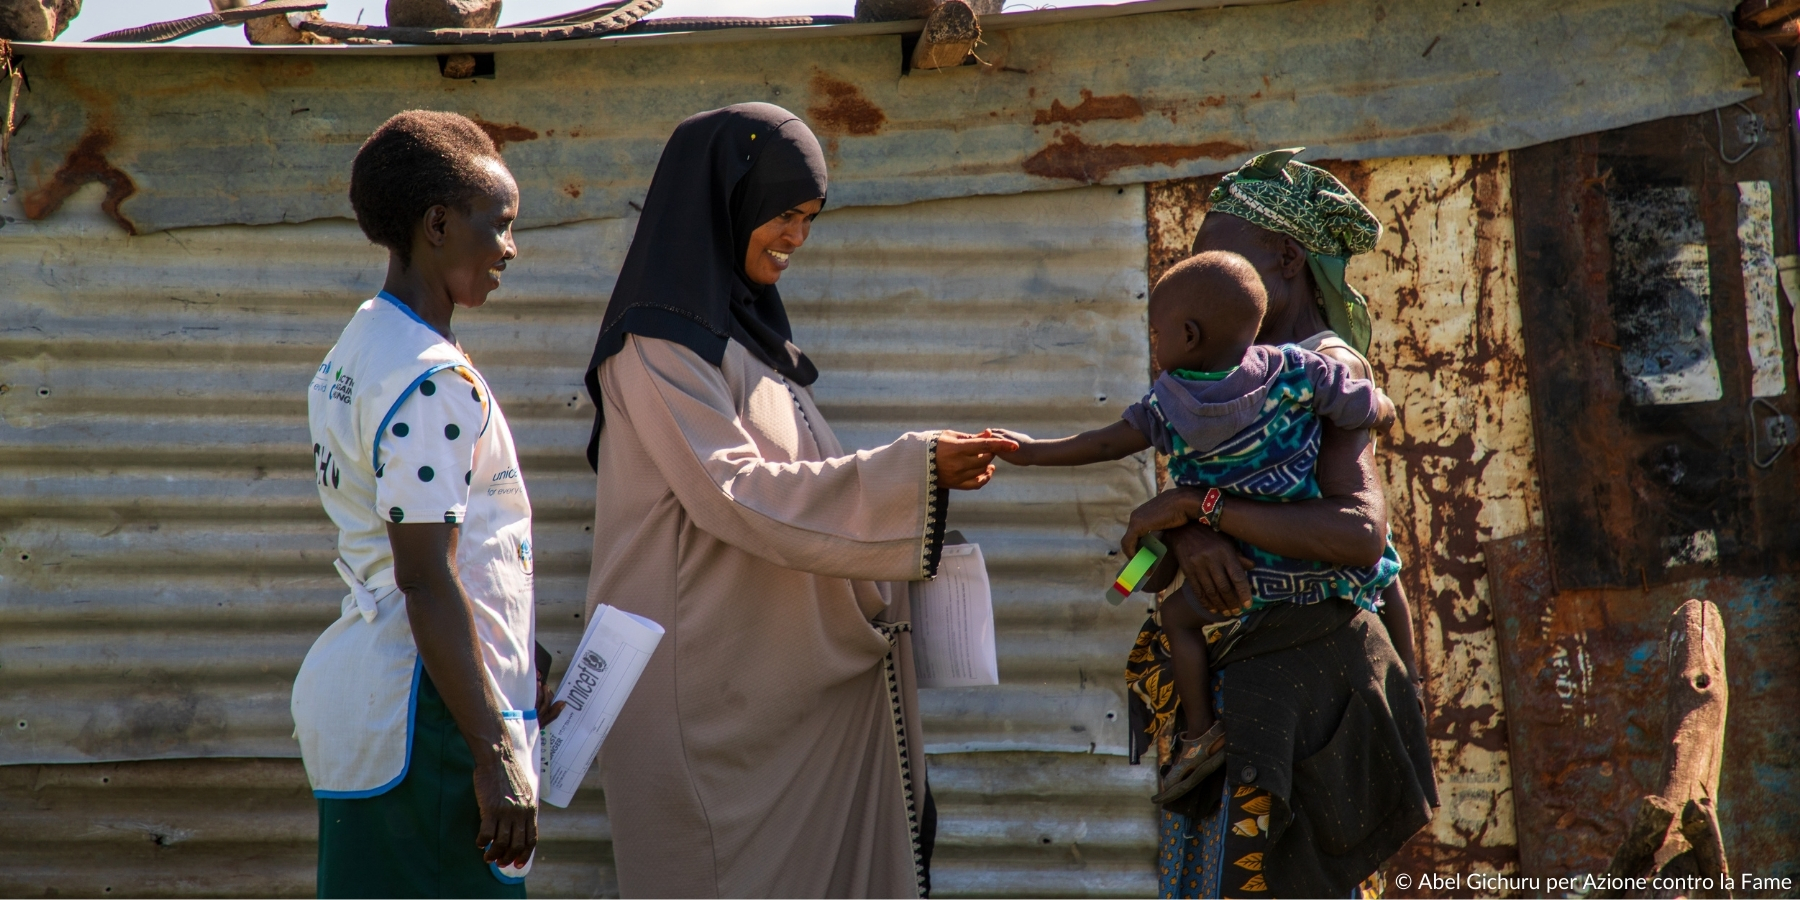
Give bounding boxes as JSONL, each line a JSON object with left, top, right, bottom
{"left": 1123, "top": 344, "right": 1400, "bottom": 612}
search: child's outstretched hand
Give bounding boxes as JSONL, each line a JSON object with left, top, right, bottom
{"left": 988, "top": 429, "right": 1040, "bottom": 465}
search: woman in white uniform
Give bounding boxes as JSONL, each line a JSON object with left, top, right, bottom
{"left": 291, "top": 110, "right": 555, "bottom": 898}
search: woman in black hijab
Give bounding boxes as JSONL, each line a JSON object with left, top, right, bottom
{"left": 579, "top": 103, "right": 1015, "bottom": 898}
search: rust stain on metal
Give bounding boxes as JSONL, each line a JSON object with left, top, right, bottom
{"left": 1486, "top": 533, "right": 1800, "bottom": 886}
{"left": 20, "top": 127, "right": 138, "bottom": 234}
{"left": 1362, "top": 154, "right": 1534, "bottom": 893}
{"left": 1146, "top": 174, "right": 1221, "bottom": 285}
{"left": 1025, "top": 134, "right": 1246, "bottom": 183}
{"left": 1031, "top": 89, "right": 1145, "bottom": 126}
{"left": 807, "top": 69, "right": 886, "bottom": 137}
{"left": 467, "top": 116, "right": 539, "bottom": 151}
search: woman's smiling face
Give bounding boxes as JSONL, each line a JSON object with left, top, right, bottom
{"left": 743, "top": 198, "right": 824, "bottom": 286}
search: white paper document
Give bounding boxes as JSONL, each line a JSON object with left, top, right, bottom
{"left": 909, "top": 542, "right": 999, "bottom": 688}
{"left": 538, "top": 605, "right": 664, "bottom": 808}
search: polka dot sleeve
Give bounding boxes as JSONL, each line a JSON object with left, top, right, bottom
{"left": 375, "top": 371, "right": 483, "bottom": 525}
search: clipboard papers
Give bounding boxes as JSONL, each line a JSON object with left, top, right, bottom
{"left": 538, "top": 605, "right": 664, "bottom": 809}
{"left": 909, "top": 535, "right": 999, "bottom": 688}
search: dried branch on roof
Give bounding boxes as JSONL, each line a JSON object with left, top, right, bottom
{"left": 617, "top": 15, "right": 853, "bottom": 34}
{"left": 297, "top": 0, "right": 660, "bottom": 44}
{"left": 87, "top": 0, "right": 326, "bottom": 42}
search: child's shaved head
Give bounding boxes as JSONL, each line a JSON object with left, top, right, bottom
{"left": 1148, "top": 251, "right": 1268, "bottom": 372}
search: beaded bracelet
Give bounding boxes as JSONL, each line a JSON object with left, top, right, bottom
{"left": 1197, "top": 487, "right": 1225, "bottom": 531}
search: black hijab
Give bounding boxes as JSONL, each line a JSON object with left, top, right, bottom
{"left": 583, "top": 103, "right": 828, "bottom": 469}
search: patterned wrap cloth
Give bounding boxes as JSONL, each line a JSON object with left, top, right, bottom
{"left": 1129, "top": 347, "right": 1401, "bottom": 615}
{"left": 1207, "top": 148, "right": 1383, "bottom": 357}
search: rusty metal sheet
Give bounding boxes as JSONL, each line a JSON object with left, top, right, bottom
{"left": 1486, "top": 532, "right": 1800, "bottom": 894}
{"left": 0, "top": 751, "right": 1156, "bottom": 898}
{"left": 1606, "top": 183, "right": 1725, "bottom": 406}
{"left": 1510, "top": 45, "right": 1800, "bottom": 593}
{"left": 1736, "top": 179, "right": 1785, "bottom": 398}
{"left": 1, "top": 0, "right": 1754, "bottom": 235}
{"left": 1147, "top": 153, "right": 1537, "bottom": 890}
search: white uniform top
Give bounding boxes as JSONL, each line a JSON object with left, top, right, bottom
{"left": 292, "top": 292, "right": 538, "bottom": 809}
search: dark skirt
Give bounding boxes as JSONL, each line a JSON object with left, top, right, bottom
{"left": 1133, "top": 600, "right": 1436, "bottom": 898}
{"left": 317, "top": 671, "right": 528, "bottom": 899}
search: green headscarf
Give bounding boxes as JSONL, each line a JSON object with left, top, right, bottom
{"left": 1207, "top": 148, "right": 1382, "bottom": 356}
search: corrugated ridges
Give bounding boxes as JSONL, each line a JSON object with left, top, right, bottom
{"left": 0, "top": 182, "right": 1151, "bottom": 762}
{"left": 0, "top": 752, "right": 1155, "bottom": 897}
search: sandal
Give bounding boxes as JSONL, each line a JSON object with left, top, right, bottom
{"left": 1151, "top": 721, "right": 1226, "bottom": 805}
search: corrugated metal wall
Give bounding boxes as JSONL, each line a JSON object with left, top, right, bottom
{"left": 0, "top": 182, "right": 1157, "bottom": 896}
{"left": 0, "top": 753, "right": 1159, "bottom": 898}
{"left": 1147, "top": 153, "right": 1539, "bottom": 888}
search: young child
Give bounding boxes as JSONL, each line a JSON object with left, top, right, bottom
{"left": 995, "top": 251, "right": 1399, "bottom": 803}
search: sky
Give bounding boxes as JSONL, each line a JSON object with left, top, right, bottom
{"left": 57, "top": 0, "right": 1104, "bottom": 45}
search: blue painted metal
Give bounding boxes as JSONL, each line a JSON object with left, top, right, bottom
{"left": 1486, "top": 533, "right": 1800, "bottom": 889}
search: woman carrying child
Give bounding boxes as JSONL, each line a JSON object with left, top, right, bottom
{"left": 1002, "top": 150, "right": 1437, "bottom": 898}
{"left": 291, "top": 111, "right": 560, "bottom": 897}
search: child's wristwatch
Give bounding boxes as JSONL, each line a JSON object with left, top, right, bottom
{"left": 1197, "top": 487, "right": 1225, "bottom": 530}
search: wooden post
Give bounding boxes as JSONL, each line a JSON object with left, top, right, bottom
{"left": 1739, "top": 0, "right": 1800, "bottom": 28}
{"left": 910, "top": 0, "right": 980, "bottom": 71}
{"left": 1595, "top": 599, "right": 1730, "bottom": 898}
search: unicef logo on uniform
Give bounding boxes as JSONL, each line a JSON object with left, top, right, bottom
{"left": 583, "top": 651, "right": 607, "bottom": 673}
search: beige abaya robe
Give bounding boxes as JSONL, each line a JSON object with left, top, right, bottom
{"left": 586, "top": 334, "right": 941, "bottom": 898}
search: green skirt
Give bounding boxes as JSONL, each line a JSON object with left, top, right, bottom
{"left": 317, "top": 671, "right": 528, "bottom": 899}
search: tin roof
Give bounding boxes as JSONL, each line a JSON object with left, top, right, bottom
{"left": 2, "top": 0, "right": 1753, "bottom": 235}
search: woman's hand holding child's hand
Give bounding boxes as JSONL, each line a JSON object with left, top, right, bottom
{"left": 988, "top": 429, "right": 1039, "bottom": 466}
{"left": 936, "top": 429, "right": 1020, "bottom": 490}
